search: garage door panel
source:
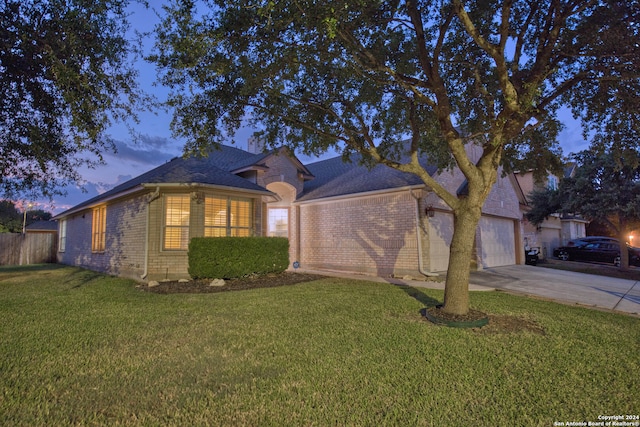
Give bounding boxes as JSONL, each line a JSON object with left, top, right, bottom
{"left": 479, "top": 217, "right": 515, "bottom": 268}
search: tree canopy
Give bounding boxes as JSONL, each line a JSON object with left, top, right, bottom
{"left": 0, "top": 200, "right": 52, "bottom": 233}
{"left": 0, "top": 0, "right": 147, "bottom": 199}
{"left": 152, "top": 0, "right": 640, "bottom": 314}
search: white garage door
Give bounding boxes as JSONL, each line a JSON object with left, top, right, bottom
{"left": 479, "top": 217, "right": 515, "bottom": 268}
{"left": 428, "top": 212, "right": 454, "bottom": 272}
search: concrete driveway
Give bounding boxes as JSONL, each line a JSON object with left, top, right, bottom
{"left": 469, "top": 264, "right": 640, "bottom": 316}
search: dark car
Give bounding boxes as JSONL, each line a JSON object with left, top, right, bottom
{"left": 554, "top": 239, "right": 640, "bottom": 267}
{"left": 562, "top": 236, "right": 618, "bottom": 248}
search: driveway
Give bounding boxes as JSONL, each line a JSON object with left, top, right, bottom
{"left": 469, "top": 264, "right": 640, "bottom": 315}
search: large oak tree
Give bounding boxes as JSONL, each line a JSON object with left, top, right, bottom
{"left": 152, "top": 0, "right": 640, "bottom": 315}
{"left": 0, "top": 0, "right": 147, "bottom": 199}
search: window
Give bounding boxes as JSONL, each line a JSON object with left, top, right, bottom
{"left": 267, "top": 208, "right": 289, "bottom": 238}
{"left": 91, "top": 206, "right": 106, "bottom": 252}
{"left": 205, "top": 196, "right": 253, "bottom": 237}
{"left": 164, "top": 195, "right": 190, "bottom": 250}
{"left": 547, "top": 175, "right": 558, "bottom": 190}
{"left": 59, "top": 219, "right": 67, "bottom": 252}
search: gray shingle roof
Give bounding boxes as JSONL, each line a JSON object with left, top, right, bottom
{"left": 25, "top": 220, "right": 58, "bottom": 231}
{"left": 56, "top": 145, "right": 273, "bottom": 217}
{"left": 298, "top": 152, "right": 438, "bottom": 201}
{"left": 57, "top": 142, "right": 440, "bottom": 217}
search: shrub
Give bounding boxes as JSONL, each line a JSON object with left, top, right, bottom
{"left": 188, "top": 237, "right": 289, "bottom": 279}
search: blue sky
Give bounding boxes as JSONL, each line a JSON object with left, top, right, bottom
{"left": 34, "top": 3, "right": 590, "bottom": 215}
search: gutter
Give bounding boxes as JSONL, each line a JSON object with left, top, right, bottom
{"left": 141, "top": 182, "right": 274, "bottom": 197}
{"left": 410, "top": 189, "right": 439, "bottom": 278}
{"left": 141, "top": 187, "right": 161, "bottom": 280}
{"left": 52, "top": 185, "right": 146, "bottom": 220}
{"left": 295, "top": 184, "right": 426, "bottom": 206}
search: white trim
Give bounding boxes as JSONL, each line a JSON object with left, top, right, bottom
{"left": 142, "top": 182, "right": 273, "bottom": 196}
{"left": 295, "top": 184, "right": 427, "bottom": 206}
{"left": 231, "top": 165, "right": 269, "bottom": 174}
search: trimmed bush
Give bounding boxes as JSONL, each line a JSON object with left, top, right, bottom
{"left": 188, "top": 237, "right": 289, "bottom": 279}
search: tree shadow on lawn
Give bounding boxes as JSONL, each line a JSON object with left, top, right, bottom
{"left": 63, "top": 268, "right": 111, "bottom": 289}
{"left": 394, "top": 284, "right": 441, "bottom": 308}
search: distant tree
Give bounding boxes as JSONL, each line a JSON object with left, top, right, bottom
{"left": 524, "top": 186, "right": 562, "bottom": 227}
{"left": 563, "top": 150, "right": 640, "bottom": 269}
{"left": 527, "top": 149, "right": 640, "bottom": 270}
{"left": 26, "top": 209, "right": 53, "bottom": 223}
{"left": 0, "top": 0, "right": 148, "bottom": 199}
{"left": 152, "top": 1, "right": 640, "bottom": 315}
{"left": 0, "top": 200, "right": 22, "bottom": 233}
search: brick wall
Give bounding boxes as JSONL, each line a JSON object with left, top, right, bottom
{"left": 294, "top": 162, "right": 524, "bottom": 277}
{"left": 58, "top": 194, "right": 147, "bottom": 280}
{"left": 297, "top": 190, "right": 425, "bottom": 277}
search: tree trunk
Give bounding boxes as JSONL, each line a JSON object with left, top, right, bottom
{"left": 442, "top": 203, "right": 482, "bottom": 315}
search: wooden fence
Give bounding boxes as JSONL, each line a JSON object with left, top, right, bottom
{"left": 0, "top": 233, "right": 58, "bottom": 266}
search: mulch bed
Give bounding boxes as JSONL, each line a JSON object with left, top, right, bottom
{"left": 138, "top": 272, "right": 327, "bottom": 294}
{"left": 424, "top": 306, "right": 545, "bottom": 334}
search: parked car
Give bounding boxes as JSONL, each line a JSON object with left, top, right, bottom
{"left": 562, "top": 236, "right": 618, "bottom": 247}
{"left": 554, "top": 239, "right": 640, "bottom": 267}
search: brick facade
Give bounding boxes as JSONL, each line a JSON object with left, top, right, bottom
{"left": 292, "top": 162, "right": 522, "bottom": 276}
{"left": 58, "top": 188, "right": 268, "bottom": 282}
{"left": 58, "top": 193, "right": 148, "bottom": 280}
{"left": 57, "top": 144, "right": 524, "bottom": 281}
{"left": 296, "top": 190, "right": 423, "bottom": 277}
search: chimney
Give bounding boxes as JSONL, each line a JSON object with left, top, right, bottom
{"left": 247, "top": 136, "right": 265, "bottom": 154}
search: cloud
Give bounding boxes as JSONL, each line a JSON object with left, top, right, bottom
{"left": 106, "top": 135, "right": 181, "bottom": 166}
{"left": 94, "top": 175, "right": 133, "bottom": 194}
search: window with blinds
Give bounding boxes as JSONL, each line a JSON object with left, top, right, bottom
{"left": 205, "top": 196, "right": 252, "bottom": 237}
{"left": 91, "top": 206, "right": 106, "bottom": 252}
{"left": 164, "top": 195, "right": 190, "bottom": 250}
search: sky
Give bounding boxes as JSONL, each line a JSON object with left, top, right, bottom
{"left": 31, "top": 3, "right": 591, "bottom": 215}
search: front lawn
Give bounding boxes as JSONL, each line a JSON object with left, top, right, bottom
{"left": 1, "top": 265, "right": 638, "bottom": 426}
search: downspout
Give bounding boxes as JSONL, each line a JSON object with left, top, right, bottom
{"left": 295, "top": 204, "right": 301, "bottom": 267}
{"left": 410, "top": 189, "right": 439, "bottom": 278}
{"left": 141, "top": 187, "right": 161, "bottom": 280}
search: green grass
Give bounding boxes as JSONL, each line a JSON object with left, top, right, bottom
{"left": 1, "top": 265, "right": 638, "bottom": 426}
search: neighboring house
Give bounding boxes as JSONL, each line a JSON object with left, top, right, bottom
{"left": 25, "top": 220, "right": 58, "bottom": 234}
{"left": 54, "top": 143, "right": 525, "bottom": 281}
{"left": 515, "top": 164, "right": 587, "bottom": 259}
